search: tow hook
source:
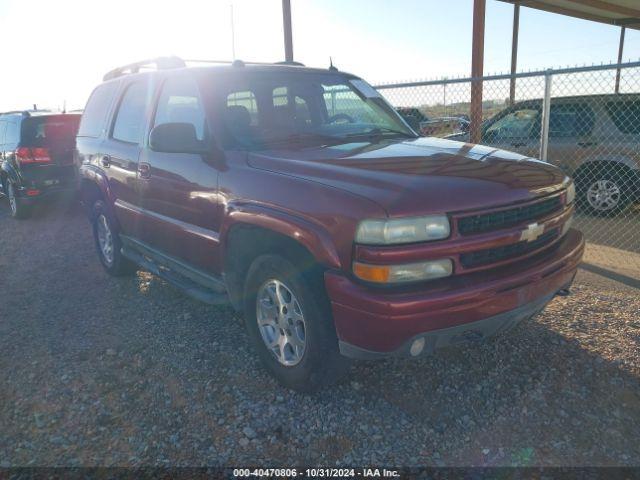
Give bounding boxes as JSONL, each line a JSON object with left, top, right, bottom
{"left": 556, "top": 287, "right": 571, "bottom": 297}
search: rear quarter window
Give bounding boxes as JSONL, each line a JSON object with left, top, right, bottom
{"left": 606, "top": 99, "right": 640, "bottom": 134}
{"left": 78, "top": 82, "right": 119, "bottom": 138}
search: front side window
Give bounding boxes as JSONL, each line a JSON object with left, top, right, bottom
{"left": 606, "top": 99, "right": 640, "bottom": 135}
{"left": 485, "top": 108, "right": 540, "bottom": 141}
{"left": 217, "top": 72, "right": 415, "bottom": 149}
{"left": 154, "top": 76, "right": 206, "bottom": 141}
{"left": 112, "top": 81, "right": 149, "bottom": 144}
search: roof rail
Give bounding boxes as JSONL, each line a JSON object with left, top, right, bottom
{"left": 184, "top": 58, "right": 274, "bottom": 66}
{"left": 103, "top": 56, "right": 186, "bottom": 81}
{"left": 274, "top": 60, "right": 305, "bottom": 67}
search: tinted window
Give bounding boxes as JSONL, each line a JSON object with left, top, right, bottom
{"left": 485, "top": 108, "right": 540, "bottom": 140}
{"left": 5, "top": 122, "right": 19, "bottom": 145}
{"left": 79, "top": 82, "right": 119, "bottom": 137}
{"left": 272, "top": 86, "right": 312, "bottom": 128}
{"left": 112, "top": 81, "right": 149, "bottom": 144}
{"left": 227, "top": 90, "right": 258, "bottom": 126}
{"left": 549, "top": 103, "right": 595, "bottom": 137}
{"left": 606, "top": 99, "right": 640, "bottom": 134}
{"left": 22, "top": 116, "right": 81, "bottom": 146}
{"left": 154, "top": 76, "right": 206, "bottom": 141}
{"left": 0, "top": 121, "right": 6, "bottom": 146}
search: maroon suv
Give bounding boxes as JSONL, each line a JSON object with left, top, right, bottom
{"left": 77, "top": 57, "right": 584, "bottom": 391}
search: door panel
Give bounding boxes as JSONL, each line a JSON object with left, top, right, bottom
{"left": 137, "top": 150, "right": 220, "bottom": 273}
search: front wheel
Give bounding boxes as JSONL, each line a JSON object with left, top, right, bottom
{"left": 243, "top": 254, "right": 349, "bottom": 392}
{"left": 576, "top": 167, "right": 634, "bottom": 216}
{"left": 7, "top": 182, "right": 31, "bottom": 219}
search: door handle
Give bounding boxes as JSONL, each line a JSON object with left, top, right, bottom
{"left": 511, "top": 142, "right": 527, "bottom": 147}
{"left": 100, "top": 155, "right": 111, "bottom": 168}
{"left": 578, "top": 141, "right": 597, "bottom": 147}
{"left": 138, "top": 162, "right": 151, "bottom": 179}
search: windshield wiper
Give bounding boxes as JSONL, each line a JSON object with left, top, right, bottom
{"left": 260, "top": 132, "right": 343, "bottom": 147}
{"left": 342, "top": 127, "right": 416, "bottom": 139}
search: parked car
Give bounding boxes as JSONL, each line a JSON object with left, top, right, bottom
{"left": 0, "top": 110, "right": 81, "bottom": 218}
{"left": 77, "top": 57, "right": 584, "bottom": 391}
{"left": 451, "top": 94, "right": 640, "bottom": 216}
{"left": 395, "top": 107, "right": 429, "bottom": 132}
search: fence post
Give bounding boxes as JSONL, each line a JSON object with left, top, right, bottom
{"left": 539, "top": 69, "right": 553, "bottom": 162}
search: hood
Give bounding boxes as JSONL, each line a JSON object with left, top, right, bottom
{"left": 247, "top": 137, "right": 567, "bottom": 217}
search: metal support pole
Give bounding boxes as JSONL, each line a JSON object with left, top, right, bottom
{"left": 509, "top": 3, "right": 520, "bottom": 105}
{"left": 282, "top": 0, "right": 294, "bottom": 62}
{"left": 540, "top": 70, "right": 553, "bottom": 162}
{"left": 615, "top": 26, "right": 626, "bottom": 94}
{"left": 470, "top": 0, "right": 486, "bottom": 144}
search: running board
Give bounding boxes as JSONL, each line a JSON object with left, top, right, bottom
{"left": 120, "top": 237, "right": 229, "bottom": 306}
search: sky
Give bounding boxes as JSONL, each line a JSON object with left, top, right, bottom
{"left": 0, "top": 0, "right": 638, "bottom": 111}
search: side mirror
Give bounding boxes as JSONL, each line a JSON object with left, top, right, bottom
{"left": 149, "top": 123, "right": 207, "bottom": 154}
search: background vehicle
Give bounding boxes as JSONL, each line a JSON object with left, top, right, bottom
{"left": 396, "top": 107, "right": 470, "bottom": 137}
{"left": 0, "top": 110, "right": 81, "bottom": 218}
{"left": 78, "top": 57, "right": 583, "bottom": 392}
{"left": 451, "top": 94, "right": 640, "bottom": 216}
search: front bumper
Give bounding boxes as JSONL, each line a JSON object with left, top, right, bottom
{"left": 325, "top": 228, "right": 584, "bottom": 358}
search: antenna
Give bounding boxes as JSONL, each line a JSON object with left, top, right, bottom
{"left": 230, "top": 4, "right": 236, "bottom": 60}
{"left": 63, "top": 100, "right": 66, "bottom": 114}
{"left": 329, "top": 56, "right": 338, "bottom": 71}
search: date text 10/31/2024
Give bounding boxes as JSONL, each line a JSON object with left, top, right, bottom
{"left": 232, "top": 468, "right": 401, "bottom": 477}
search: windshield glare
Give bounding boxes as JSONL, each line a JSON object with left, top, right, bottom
{"left": 217, "top": 72, "right": 416, "bottom": 149}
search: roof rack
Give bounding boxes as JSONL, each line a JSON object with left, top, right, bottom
{"left": 274, "top": 60, "right": 305, "bottom": 67}
{"left": 184, "top": 58, "right": 275, "bottom": 66}
{"left": 103, "top": 56, "right": 186, "bottom": 81}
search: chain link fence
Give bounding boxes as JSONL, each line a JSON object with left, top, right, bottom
{"left": 376, "top": 62, "right": 640, "bottom": 279}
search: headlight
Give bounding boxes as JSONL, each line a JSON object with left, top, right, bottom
{"left": 355, "top": 215, "right": 450, "bottom": 245}
{"left": 566, "top": 182, "right": 576, "bottom": 205}
{"left": 353, "top": 258, "right": 453, "bottom": 284}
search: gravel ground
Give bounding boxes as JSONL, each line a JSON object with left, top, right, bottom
{"left": 0, "top": 198, "right": 639, "bottom": 467}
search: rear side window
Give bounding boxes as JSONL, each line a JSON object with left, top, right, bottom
{"left": 606, "top": 100, "right": 640, "bottom": 134}
{"left": 21, "top": 116, "right": 81, "bottom": 146}
{"left": 549, "top": 103, "right": 595, "bottom": 137}
{"left": 79, "top": 82, "right": 119, "bottom": 138}
{"left": 5, "top": 122, "right": 19, "bottom": 145}
{"left": 112, "top": 81, "right": 149, "bottom": 144}
{"left": 154, "top": 76, "right": 206, "bottom": 141}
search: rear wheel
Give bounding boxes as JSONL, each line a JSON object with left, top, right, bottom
{"left": 91, "top": 199, "right": 137, "bottom": 276}
{"left": 576, "top": 165, "right": 634, "bottom": 216}
{"left": 243, "top": 254, "right": 349, "bottom": 392}
{"left": 7, "top": 181, "right": 31, "bottom": 219}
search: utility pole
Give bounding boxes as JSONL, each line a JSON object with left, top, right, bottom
{"left": 282, "top": 0, "right": 293, "bottom": 62}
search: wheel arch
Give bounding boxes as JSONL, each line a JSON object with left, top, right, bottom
{"left": 221, "top": 206, "right": 341, "bottom": 311}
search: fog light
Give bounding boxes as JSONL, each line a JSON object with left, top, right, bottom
{"left": 409, "top": 337, "right": 425, "bottom": 356}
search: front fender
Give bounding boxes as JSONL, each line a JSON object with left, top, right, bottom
{"left": 220, "top": 202, "right": 342, "bottom": 270}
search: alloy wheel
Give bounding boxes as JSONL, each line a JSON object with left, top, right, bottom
{"left": 7, "top": 183, "right": 17, "bottom": 215}
{"left": 586, "top": 179, "right": 621, "bottom": 212}
{"left": 256, "top": 279, "right": 307, "bottom": 366}
{"left": 96, "top": 214, "right": 114, "bottom": 265}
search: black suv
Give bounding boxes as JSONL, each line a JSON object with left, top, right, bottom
{"left": 0, "top": 110, "right": 81, "bottom": 218}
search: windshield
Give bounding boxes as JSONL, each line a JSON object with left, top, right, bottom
{"left": 215, "top": 71, "right": 416, "bottom": 149}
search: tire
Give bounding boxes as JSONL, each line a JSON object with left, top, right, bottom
{"left": 243, "top": 254, "right": 349, "bottom": 392}
{"left": 91, "top": 199, "right": 137, "bottom": 276}
{"left": 576, "top": 165, "right": 634, "bottom": 217}
{"left": 7, "top": 181, "right": 31, "bottom": 219}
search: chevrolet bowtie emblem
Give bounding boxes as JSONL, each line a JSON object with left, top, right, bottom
{"left": 520, "top": 222, "right": 545, "bottom": 243}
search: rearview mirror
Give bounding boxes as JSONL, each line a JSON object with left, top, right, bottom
{"left": 149, "top": 123, "right": 207, "bottom": 154}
